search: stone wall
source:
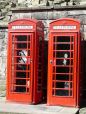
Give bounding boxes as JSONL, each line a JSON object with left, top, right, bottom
{"left": 0, "top": 0, "right": 85, "bottom": 19}
{"left": 3, "top": 7, "right": 86, "bottom": 99}
{"left": 0, "top": 0, "right": 85, "bottom": 25}
{"left": 17, "top": 0, "right": 85, "bottom": 7}
{"left": 1, "top": 7, "right": 86, "bottom": 97}
{"left": 11, "top": 8, "right": 86, "bottom": 41}
{"left": 1, "top": 0, "right": 86, "bottom": 98}
{"left": 0, "top": 29, "right": 8, "bottom": 97}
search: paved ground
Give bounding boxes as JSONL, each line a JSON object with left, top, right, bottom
{"left": 79, "top": 109, "right": 84, "bottom": 114}
{"left": 0, "top": 97, "right": 79, "bottom": 114}
{"left": 79, "top": 108, "right": 86, "bottom": 114}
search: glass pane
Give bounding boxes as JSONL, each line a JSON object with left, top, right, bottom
{"left": 15, "top": 86, "right": 26, "bottom": 92}
{"left": 17, "top": 64, "right": 27, "bottom": 70}
{"left": 56, "top": 59, "right": 70, "bottom": 65}
{"left": 52, "top": 35, "right": 74, "bottom": 97}
{"left": 16, "top": 35, "right": 27, "bottom": 41}
{"left": 16, "top": 79, "right": 26, "bottom": 85}
{"left": 16, "top": 72, "right": 26, "bottom": 78}
{"left": 55, "top": 90, "right": 69, "bottom": 96}
{"left": 53, "top": 74, "right": 72, "bottom": 81}
{"left": 54, "top": 52, "right": 70, "bottom": 58}
{"left": 17, "top": 43, "right": 27, "bottom": 49}
{"left": 11, "top": 35, "right": 31, "bottom": 93}
{"left": 54, "top": 44, "right": 70, "bottom": 50}
{"left": 55, "top": 82, "right": 72, "bottom": 88}
{"left": 56, "top": 67, "right": 69, "bottom": 73}
{"left": 54, "top": 36, "right": 70, "bottom": 42}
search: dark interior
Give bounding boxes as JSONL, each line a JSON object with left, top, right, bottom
{"left": 53, "top": 36, "right": 73, "bottom": 96}
{"left": 12, "top": 35, "right": 30, "bottom": 93}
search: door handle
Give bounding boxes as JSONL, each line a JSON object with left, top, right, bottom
{"left": 50, "top": 60, "right": 53, "bottom": 64}
{"left": 30, "top": 59, "right": 32, "bottom": 63}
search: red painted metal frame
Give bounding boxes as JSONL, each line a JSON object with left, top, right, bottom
{"left": 6, "top": 19, "right": 44, "bottom": 104}
{"left": 47, "top": 18, "right": 81, "bottom": 107}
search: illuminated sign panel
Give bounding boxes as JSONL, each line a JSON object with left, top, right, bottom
{"left": 12, "top": 25, "right": 33, "bottom": 30}
{"left": 53, "top": 26, "right": 76, "bottom": 30}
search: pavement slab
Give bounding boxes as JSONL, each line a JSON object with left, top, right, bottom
{"left": 0, "top": 97, "right": 79, "bottom": 114}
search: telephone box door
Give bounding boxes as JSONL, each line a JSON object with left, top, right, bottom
{"left": 8, "top": 33, "right": 34, "bottom": 103}
{"left": 48, "top": 33, "right": 78, "bottom": 106}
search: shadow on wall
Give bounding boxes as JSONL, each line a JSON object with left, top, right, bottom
{"left": 42, "top": 40, "right": 86, "bottom": 105}
{"left": 81, "top": 40, "right": 86, "bottom": 107}
{"left": 42, "top": 40, "right": 48, "bottom": 102}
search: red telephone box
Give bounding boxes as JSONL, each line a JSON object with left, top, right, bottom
{"left": 47, "top": 18, "right": 83, "bottom": 107}
{"left": 6, "top": 19, "right": 44, "bottom": 104}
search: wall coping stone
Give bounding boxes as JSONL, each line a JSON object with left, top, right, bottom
{"left": 11, "top": 5, "right": 86, "bottom": 12}
{"left": 0, "top": 21, "right": 8, "bottom": 28}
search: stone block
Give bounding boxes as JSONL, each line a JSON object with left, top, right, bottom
{"left": 20, "top": 13, "right": 31, "bottom": 18}
{"left": 32, "top": 0, "right": 39, "bottom": 6}
{"left": 1, "top": 9, "right": 8, "bottom": 16}
{"left": 18, "top": 0, "right": 26, "bottom": 4}
{"left": 48, "top": 1, "right": 54, "bottom": 6}
{"left": 41, "top": 20, "right": 53, "bottom": 28}
{"left": 23, "top": 0, "right": 32, "bottom": 7}
{"left": 0, "top": 85, "right": 6, "bottom": 91}
{"left": 0, "top": 91, "right": 6, "bottom": 97}
{"left": 80, "top": 1, "right": 86, "bottom": 5}
{"left": 0, "top": 40, "right": 3, "bottom": 53}
{"left": 0, "top": 32, "right": 5, "bottom": 39}
{"left": 61, "top": 2, "right": 66, "bottom": 6}
{"left": 12, "top": 13, "right": 32, "bottom": 20}
{"left": 0, "top": 103, "right": 79, "bottom": 114}
{"left": 0, "top": 76, "right": 6, "bottom": 80}
{"left": 31, "top": 12, "right": 48, "bottom": 20}
{"left": 2, "top": 48, "right": 7, "bottom": 56}
{"left": 48, "top": 12, "right": 54, "bottom": 20}
{"left": 0, "top": 80, "right": 6, "bottom": 85}
{"left": 0, "top": 0, "right": 7, "bottom": 9}
{"left": 83, "top": 32, "right": 86, "bottom": 41}
{"left": 68, "top": 10, "right": 86, "bottom": 16}
{"left": 53, "top": 11, "right": 68, "bottom": 19}
{"left": 39, "top": 0, "right": 47, "bottom": 6}
{"left": 0, "top": 57, "right": 7, "bottom": 79}
{"left": 53, "top": 0, "right": 66, "bottom": 6}
{"left": 84, "top": 25, "right": 86, "bottom": 32}
{"left": 54, "top": 0, "right": 62, "bottom": 4}
{"left": 12, "top": 13, "right": 20, "bottom": 20}
{"left": 79, "top": 108, "right": 86, "bottom": 114}
{"left": 44, "top": 27, "right": 49, "bottom": 41}
{"left": 0, "top": 84, "right": 6, "bottom": 97}
{"left": 11, "top": 15, "right": 18, "bottom": 21}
